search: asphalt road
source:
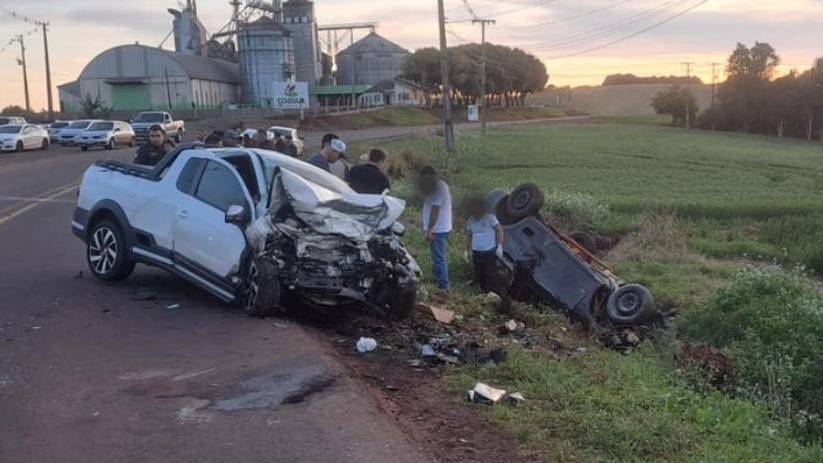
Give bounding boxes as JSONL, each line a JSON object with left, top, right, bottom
{"left": 0, "top": 142, "right": 427, "bottom": 463}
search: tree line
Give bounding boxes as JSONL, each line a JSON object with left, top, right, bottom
{"left": 653, "top": 42, "right": 823, "bottom": 142}
{"left": 402, "top": 43, "right": 549, "bottom": 107}
{"left": 604, "top": 74, "right": 703, "bottom": 86}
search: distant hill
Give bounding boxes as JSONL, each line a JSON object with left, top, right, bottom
{"left": 602, "top": 73, "right": 704, "bottom": 86}
{"left": 528, "top": 83, "right": 713, "bottom": 117}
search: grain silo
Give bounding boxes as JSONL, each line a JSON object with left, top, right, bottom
{"left": 237, "top": 16, "right": 296, "bottom": 106}
{"left": 336, "top": 32, "right": 410, "bottom": 86}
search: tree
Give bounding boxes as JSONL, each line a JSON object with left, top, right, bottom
{"left": 81, "top": 94, "right": 112, "bottom": 119}
{"left": 726, "top": 41, "right": 779, "bottom": 79}
{"left": 651, "top": 85, "right": 699, "bottom": 126}
{"left": 1, "top": 105, "right": 28, "bottom": 116}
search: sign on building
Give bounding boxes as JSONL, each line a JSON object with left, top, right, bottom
{"left": 273, "top": 82, "right": 309, "bottom": 109}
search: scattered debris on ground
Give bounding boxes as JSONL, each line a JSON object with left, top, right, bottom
{"left": 467, "top": 383, "right": 507, "bottom": 405}
{"left": 356, "top": 337, "right": 378, "bottom": 353}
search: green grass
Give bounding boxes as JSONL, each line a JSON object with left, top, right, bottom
{"left": 342, "top": 107, "right": 441, "bottom": 129}
{"left": 349, "top": 120, "right": 823, "bottom": 461}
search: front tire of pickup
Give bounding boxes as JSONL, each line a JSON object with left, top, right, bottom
{"left": 86, "top": 219, "right": 135, "bottom": 282}
{"left": 606, "top": 284, "right": 654, "bottom": 325}
{"left": 242, "top": 257, "right": 281, "bottom": 317}
{"left": 175, "top": 130, "right": 183, "bottom": 144}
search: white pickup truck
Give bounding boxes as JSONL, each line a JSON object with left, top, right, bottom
{"left": 71, "top": 144, "right": 420, "bottom": 318}
{"left": 130, "top": 111, "right": 185, "bottom": 143}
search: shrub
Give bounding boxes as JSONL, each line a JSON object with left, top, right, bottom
{"left": 680, "top": 266, "right": 823, "bottom": 441}
{"left": 545, "top": 190, "right": 610, "bottom": 231}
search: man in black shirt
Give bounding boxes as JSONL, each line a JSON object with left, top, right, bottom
{"left": 348, "top": 149, "right": 390, "bottom": 194}
{"left": 134, "top": 125, "right": 175, "bottom": 167}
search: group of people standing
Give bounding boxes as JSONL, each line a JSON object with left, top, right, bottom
{"left": 132, "top": 125, "right": 507, "bottom": 307}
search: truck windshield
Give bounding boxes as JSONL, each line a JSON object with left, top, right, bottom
{"left": 68, "top": 121, "right": 92, "bottom": 129}
{"left": 134, "top": 113, "right": 164, "bottom": 123}
{"left": 0, "top": 118, "right": 11, "bottom": 126}
{"left": 0, "top": 126, "right": 22, "bottom": 134}
{"left": 88, "top": 122, "right": 114, "bottom": 131}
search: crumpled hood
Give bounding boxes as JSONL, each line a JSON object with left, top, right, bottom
{"left": 270, "top": 168, "right": 405, "bottom": 241}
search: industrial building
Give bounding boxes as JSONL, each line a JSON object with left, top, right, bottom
{"left": 58, "top": 0, "right": 416, "bottom": 112}
{"left": 336, "top": 32, "right": 410, "bottom": 86}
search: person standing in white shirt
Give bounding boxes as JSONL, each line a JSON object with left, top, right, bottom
{"left": 464, "top": 195, "right": 510, "bottom": 311}
{"left": 418, "top": 166, "right": 453, "bottom": 292}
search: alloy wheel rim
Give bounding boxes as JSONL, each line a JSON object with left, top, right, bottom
{"left": 89, "top": 227, "right": 117, "bottom": 274}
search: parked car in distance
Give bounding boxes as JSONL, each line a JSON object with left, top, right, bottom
{"left": 59, "top": 120, "right": 97, "bottom": 146}
{"left": 131, "top": 112, "right": 185, "bottom": 143}
{"left": 79, "top": 121, "right": 135, "bottom": 151}
{"left": 0, "top": 116, "right": 26, "bottom": 127}
{"left": 72, "top": 144, "right": 420, "bottom": 319}
{"left": 266, "top": 126, "right": 304, "bottom": 156}
{"left": 0, "top": 124, "right": 50, "bottom": 152}
{"left": 48, "top": 121, "right": 70, "bottom": 142}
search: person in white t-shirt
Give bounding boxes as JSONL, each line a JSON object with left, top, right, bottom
{"left": 463, "top": 195, "right": 510, "bottom": 311}
{"left": 418, "top": 166, "right": 453, "bottom": 292}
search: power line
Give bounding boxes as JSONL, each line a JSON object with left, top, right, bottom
{"left": 0, "top": 4, "right": 45, "bottom": 25}
{"left": 522, "top": 0, "right": 639, "bottom": 27}
{"left": 527, "top": 0, "right": 690, "bottom": 49}
{"left": 544, "top": 0, "right": 709, "bottom": 59}
{"left": 451, "top": 0, "right": 556, "bottom": 21}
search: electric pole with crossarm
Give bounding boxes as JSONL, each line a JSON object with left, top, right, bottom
{"left": 437, "top": 0, "right": 456, "bottom": 168}
{"left": 472, "top": 18, "right": 495, "bottom": 136}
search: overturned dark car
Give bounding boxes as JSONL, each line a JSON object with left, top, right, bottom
{"left": 486, "top": 184, "right": 656, "bottom": 330}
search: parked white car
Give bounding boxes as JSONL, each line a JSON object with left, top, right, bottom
{"left": 0, "top": 124, "right": 49, "bottom": 152}
{"left": 0, "top": 116, "right": 26, "bottom": 127}
{"left": 59, "top": 120, "right": 97, "bottom": 146}
{"left": 48, "top": 121, "right": 70, "bottom": 142}
{"left": 79, "top": 121, "right": 136, "bottom": 151}
{"left": 266, "top": 126, "right": 304, "bottom": 156}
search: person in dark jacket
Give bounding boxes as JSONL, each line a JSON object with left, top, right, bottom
{"left": 283, "top": 135, "right": 299, "bottom": 157}
{"left": 348, "top": 149, "right": 390, "bottom": 194}
{"left": 134, "top": 125, "right": 175, "bottom": 167}
{"left": 274, "top": 134, "right": 288, "bottom": 154}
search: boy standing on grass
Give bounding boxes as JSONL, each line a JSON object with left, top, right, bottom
{"left": 464, "top": 195, "right": 511, "bottom": 311}
{"left": 418, "top": 166, "right": 453, "bottom": 294}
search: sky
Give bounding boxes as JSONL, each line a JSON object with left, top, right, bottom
{"left": 0, "top": 0, "right": 821, "bottom": 111}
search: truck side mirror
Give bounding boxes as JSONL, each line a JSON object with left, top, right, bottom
{"left": 225, "top": 205, "right": 249, "bottom": 226}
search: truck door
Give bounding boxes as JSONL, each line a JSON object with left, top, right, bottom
{"left": 172, "top": 158, "right": 253, "bottom": 280}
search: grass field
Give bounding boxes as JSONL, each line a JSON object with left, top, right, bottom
{"left": 348, "top": 120, "right": 823, "bottom": 461}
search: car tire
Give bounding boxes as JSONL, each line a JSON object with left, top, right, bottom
{"left": 570, "top": 231, "right": 597, "bottom": 253}
{"left": 86, "top": 219, "right": 135, "bottom": 282}
{"left": 106, "top": 139, "right": 115, "bottom": 150}
{"left": 242, "top": 257, "right": 281, "bottom": 317}
{"left": 80, "top": 146, "right": 89, "bottom": 152}
{"left": 128, "top": 137, "right": 135, "bottom": 147}
{"left": 501, "top": 183, "right": 544, "bottom": 223}
{"left": 15, "top": 141, "right": 23, "bottom": 153}
{"left": 606, "top": 284, "right": 655, "bottom": 325}
{"left": 41, "top": 139, "right": 49, "bottom": 151}
{"left": 175, "top": 130, "right": 183, "bottom": 144}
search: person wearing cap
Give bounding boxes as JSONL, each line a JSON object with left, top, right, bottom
{"left": 306, "top": 133, "right": 346, "bottom": 174}
{"left": 328, "top": 138, "right": 350, "bottom": 181}
{"left": 348, "top": 148, "right": 390, "bottom": 195}
{"left": 222, "top": 129, "right": 241, "bottom": 148}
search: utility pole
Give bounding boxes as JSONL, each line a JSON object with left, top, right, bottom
{"left": 39, "top": 21, "right": 54, "bottom": 119}
{"left": 710, "top": 62, "right": 720, "bottom": 107}
{"left": 14, "top": 35, "right": 31, "bottom": 112}
{"left": 682, "top": 61, "right": 694, "bottom": 129}
{"left": 349, "top": 27, "right": 356, "bottom": 109}
{"left": 437, "top": 0, "right": 456, "bottom": 168}
{"left": 472, "top": 18, "right": 495, "bottom": 137}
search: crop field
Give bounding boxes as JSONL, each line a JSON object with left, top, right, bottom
{"left": 348, "top": 119, "right": 823, "bottom": 461}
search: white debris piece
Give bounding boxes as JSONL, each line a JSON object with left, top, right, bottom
{"left": 468, "top": 383, "right": 507, "bottom": 405}
{"left": 356, "top": 337, "right": 378, "bottom": 353}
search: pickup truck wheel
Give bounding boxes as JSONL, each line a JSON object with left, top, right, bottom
{"left": 41, "top": 139, "right": 49, "bottom": 151}
{"left": 128, "top": 137, "right": 135, "bottom": 147}
{"left": 106, "top": 138, "right": 115, "bottom": 150}
{"left": 87, "top": 220, "right": 135, "bottom": 282}
{"left": 15, "top": 141, "right": 23, "bottom": 152}
{"left": 80, "top": 146, "right": 89, "bottom": 152}
{"left": 242, "top": 258, "right": 281, "bottom": 317}
{"left": 502, "top": 183, "right": 544, "bottom": 223}
{"left": 606, "top": 284, "right": 654, "bottom": 325}
{"left": 175, "top": 130, "right": 183, "bottom": 143}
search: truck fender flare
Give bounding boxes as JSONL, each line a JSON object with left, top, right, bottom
{"left": 86, "top": 200, "right": 134, "bottom": 248}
